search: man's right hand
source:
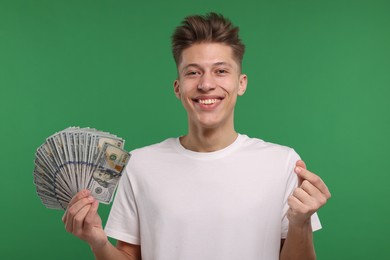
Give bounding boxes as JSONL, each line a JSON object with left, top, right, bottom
{"left": 62, "top": 189, "right": 108, "bottom": 251}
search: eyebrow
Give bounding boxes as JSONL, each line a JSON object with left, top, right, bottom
{"left": 213, "top": 62, "right": 233, "bottom": 68}
{"left": 181, "top": 63, "right": 201, "bottom": 72}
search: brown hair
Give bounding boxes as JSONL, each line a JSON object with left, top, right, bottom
{"left": 171, "top": 12, "right": 245, "bottom": 69}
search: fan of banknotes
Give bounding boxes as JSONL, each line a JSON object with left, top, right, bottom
{"left": 33, "top": 127, "right": 131, "bottom": 210}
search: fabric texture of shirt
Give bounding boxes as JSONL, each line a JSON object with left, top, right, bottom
{"left": 105, "top": 134, "right": 321, "bottom": 260}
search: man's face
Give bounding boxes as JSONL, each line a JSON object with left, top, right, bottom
{"left": 174, "top": 43, "right": 247, "bottom": 130}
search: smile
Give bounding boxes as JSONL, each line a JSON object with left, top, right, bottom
{"left": 198, "top": 99, "right": 218, "bottom": 104}
{"left": 193, "top": 96, "right": 224, "bottom": 105}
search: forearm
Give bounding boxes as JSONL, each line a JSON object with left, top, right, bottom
{"left": 280, "top": 222, "right": 316, "bottom": 260}
{"left": 91, "top": 240, "right": 140, "bottom": 260}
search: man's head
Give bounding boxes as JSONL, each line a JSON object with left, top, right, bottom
{"left": 171, "top": 12, "right": 245, "bottom": 71}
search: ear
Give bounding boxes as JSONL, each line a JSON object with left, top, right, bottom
{"left": 238, "top": 74, "right": 247, "bottom": 96}
{"left": 173, "top": 79, "right": 181, "bottom": 99}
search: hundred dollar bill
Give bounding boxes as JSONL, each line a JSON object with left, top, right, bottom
{"left": 33, "top": 126, "right": 129, "bottom": 209}
{"left": 89, "top": 143, "right": 130, "bottom": 204}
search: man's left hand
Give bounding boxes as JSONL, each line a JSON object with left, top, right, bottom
{"left": 287, "top": 160, "right": 331, "bottom": 227}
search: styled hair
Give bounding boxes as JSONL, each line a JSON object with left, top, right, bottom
{"left": 171, "top": 12, "right": 245, "bottom": 69}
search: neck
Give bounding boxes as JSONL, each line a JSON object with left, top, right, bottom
{"left": 180, "top": 126, "right": 238, "bottom": 152}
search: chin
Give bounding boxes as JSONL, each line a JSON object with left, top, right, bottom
{"left": 196, "top": 117, "right": 227, "bottom": 129}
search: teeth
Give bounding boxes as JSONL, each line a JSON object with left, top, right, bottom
{"left": 198, "top": 99, "right": 217, "bottom": 104}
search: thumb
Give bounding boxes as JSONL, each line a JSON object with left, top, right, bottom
{"left": 295, "top": 160, "right": 307, "bottom": 186}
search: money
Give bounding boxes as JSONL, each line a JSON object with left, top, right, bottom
{"left": 89, "top": 143, "right": 130, "bottom": 204}
{"left": 33, "top": 127, "right": 131, "bottom": 210}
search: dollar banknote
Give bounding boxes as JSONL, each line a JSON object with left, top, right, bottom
{"left": 89, "top": 143, "right": 131, "bottom": 204}
{"left": 33, "top": 127, "right": 131, "bottom": 210}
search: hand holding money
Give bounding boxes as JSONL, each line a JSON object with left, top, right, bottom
{"left": 62, "top": 189, "right": 108, "bottom": 250}
{"left": 33, "top": 127, "right": 131, "bottom": 209}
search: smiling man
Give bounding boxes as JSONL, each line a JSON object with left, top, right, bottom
{"left": 62, "top": 13, "right": 331, "bottom": 260}
{"left": 174, "top": 42, "right": 247, "bottom": 152}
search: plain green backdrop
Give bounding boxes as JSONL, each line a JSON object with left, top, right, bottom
{"left": 1, "top": 0, "right": 389, "bottom": 259}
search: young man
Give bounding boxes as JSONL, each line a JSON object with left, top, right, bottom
{"left": 62, "top": 13, "right": 331, "bottom": 260}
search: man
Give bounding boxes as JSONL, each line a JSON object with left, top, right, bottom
{"left": 62, "top": 13, "right": 331, "bottom": 260}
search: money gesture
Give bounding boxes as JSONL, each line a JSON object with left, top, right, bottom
{"left": 287, "top": 160, "right": 331, "bottom": 227}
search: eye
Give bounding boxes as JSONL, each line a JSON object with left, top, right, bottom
{"left": 185, "top": 70, "right": 200, "bottom": 77}
{"left": 216, "top": 69, "right": 228, "bottom": 74}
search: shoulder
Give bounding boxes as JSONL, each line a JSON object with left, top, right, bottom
{"left": 237, "top": 134, "right": 301, "bottom": 167}
{"left": 129, "top": 137, "right": 178, "bottom": 157}
{"left": 238, "top": 134, "right": 297, "bottom": 156}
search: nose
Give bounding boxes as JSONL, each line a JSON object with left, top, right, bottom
{"left": 197, "top": 72, "right": 216, "bottom": 92}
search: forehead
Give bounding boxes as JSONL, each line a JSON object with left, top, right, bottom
{"left": 178, "top": 43, "right": 238, "bottom": 70}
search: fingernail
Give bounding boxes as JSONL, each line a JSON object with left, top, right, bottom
{"left": 88, "top": 196, "right": 94, "bottom": 202}
{"left": 295, "top": 167, "right": 302, "bottom": 173}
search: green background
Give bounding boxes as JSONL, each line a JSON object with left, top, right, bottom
{"left": 1, "top": 0, "right": 389, "bottom": 259}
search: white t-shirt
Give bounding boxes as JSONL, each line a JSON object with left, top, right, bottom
{"left": 105, "top": 134, "right": 321, "bottom": 260}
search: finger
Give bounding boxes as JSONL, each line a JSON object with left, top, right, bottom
{"left": 72, "top": 204, "right": 92, "bottom": 236}
{"left": 62, "top": 190, "right": 91, "bottom": 223}
{"left": 64, "top": 196, "right": 94, "bottom": 233}
{"left": 287, "top": 194, "right": 314, "bottom": 224}
{"left": 292, "top": 187, "right": 312, "bottom": 205}
{"left": 300, "top": 180, "right": 322, "bottom": 198}
{"left": 300, "top": 180, "right": 329, "bottom": 208}
{"left": 295, "top": 160, "right": 307, "bottom": 170}
{"left": 291, "top": 187, "right": 324, "bottom": 215}
{"left": 292, "top": 185, "right": 328, "bottom": 214}
{"left": 288, "top": 194, "right": 306, "bottom": 212}
{"left": 84, "top": 200, "right": 100, "bottom": 229}
{"left": 295, "top": 167, "right": 331, "bottom": 199}
{"left": 69, "top": 189, "right": 91, "bottom": 206}
{"left": 295, "top": 160, "right": 307, "bottom": 186}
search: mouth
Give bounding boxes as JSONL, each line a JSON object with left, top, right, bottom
{"left": 192, "top": 97, "right": 224, "bottom": 105}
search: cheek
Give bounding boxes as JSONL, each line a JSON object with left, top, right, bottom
{"left": 219, "top": 81, "right": 240, "bottom": 94}
{"left": 176, "top": 83, "right": 192, "bottom": 98}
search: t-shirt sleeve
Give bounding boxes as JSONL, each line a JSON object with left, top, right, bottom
{"left": 281, "top": 149, "right": 322, "bottom": 239}
{"left": 104, "top": 165, "right": 140, "bottom": 245}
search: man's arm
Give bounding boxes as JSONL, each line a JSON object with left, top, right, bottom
{"left": 280, "top": 160, "right": 331, "bottom": 260}
{"left": 92, "top": 240, "right": 141, "bottom": 260}
{"left": 62, "top": 190, "right": 141, "bottom": 260}
{"left": 280, "top": 222, "right": 315, "bottom": 260}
